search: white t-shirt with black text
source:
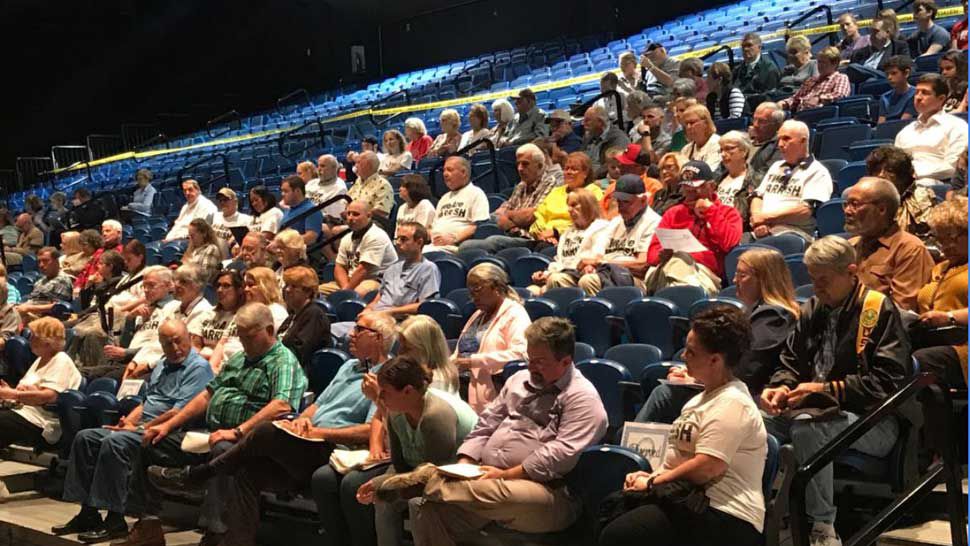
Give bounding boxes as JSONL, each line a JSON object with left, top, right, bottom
{"left": 755, "top": 158, "right": 833, "bottom": 238}
{"left": 305, "top": 177, "right": 349, "bottom": 218}
{"left": 602, "top": 208, "right": 661, "bottom": 262}
{"left": 550, "top": 218, "right": 614, "bottom": 273}
{"left": 336, "top": 223, "right": 399, "bottom": 278}
{"left": 430, "top": 183, "right": 490, "bottom": 238}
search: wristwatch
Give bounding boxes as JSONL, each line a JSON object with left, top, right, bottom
{"left": 233, "top": 426, "right": 244, "bottom": 438}
{"left": 947, "top": 311, "right": 956, "bottom": 326}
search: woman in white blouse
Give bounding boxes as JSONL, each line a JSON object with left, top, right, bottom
{"left": 680, "top": 104, "right": 722, "bottom": 172}
{"left": 459, "top": 104, "right": 492, "bottom": 153}
{"left": 394, "top": 174, "right": 436, "bottom": 237}
{"left": 489, "top": 99, "right": 515, "bottom": 146}
{"left": 426, "top": 109, "right": 462, "bottom": 159}
{"left": 0, "top": 317, "right": 81, "bottom": 448}
{"left": 528, "top": 188, "right": 613, "bottom": 295}
{"left": 248, "top": 186, "right": 284, "bottom": 241}
{"left": 379, "top": 130, "right": 413, "bottom": 175}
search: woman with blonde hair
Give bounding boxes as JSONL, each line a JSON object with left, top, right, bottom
{"left": 680, "top": 104, "right": 721, "bottom": 171}
{"left": 403, "top": 117, "right": 433, "bottom": 162}
{"left": 0, "top": 317, "right": 81, "bottom": 448}
{"left": 489, "top": 99, "right": 515, "bottom": 145}
{"left": 635, "top": 247, "right": 798, "bottom": 424}
{"left": 459, "top": 104, "right": 491, "bottom": 152}
{"left": 453, "top": 263, "right": 531, "bottom": 412}
{"left": 780, "top": 35, "right": 818, "bottom": 89}
{"left": 652, "top": 152, "right": 687, "bottom": 215}
{"left": 397, "top": 315, "right": 459, "bottom": 393}
{"left": 379, "top": 129, "right": 413, "bottom": 175}
{"left": 426, "top": 109, "right": 462, "bottom": 159}
{"left": 243, "top": 267, "right": 288, "bottom": 331}
{"left": 530, "top": 189, "right": 613, "bottom": 295}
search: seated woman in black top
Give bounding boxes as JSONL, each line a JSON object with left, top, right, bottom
{"left": 636, "top": 247, "right": 798, "bottom": 423}
{"left": 278, "top": 265, "right": 331, "bottom": 368}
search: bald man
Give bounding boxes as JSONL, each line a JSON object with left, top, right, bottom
{"left": 844, "top": 177, "right": 933, "bottom": 311}
{"left": 58, "top": 319, "right": 213, "bottom": 544}
{"left": 348, "top": 151, "right": 394, "bottom": 218}
{"left": 306, "top": 154, "right": 349, "bottom": 218}
{"left": 319, "top": 201, "right": 399, "bottom": 297}
{"left": 4, "top": 213, "right": 43, "bottom": 266}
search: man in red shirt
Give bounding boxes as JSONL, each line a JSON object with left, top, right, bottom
{"left": 644, "top": 160, "right": 742, "bottom": 294}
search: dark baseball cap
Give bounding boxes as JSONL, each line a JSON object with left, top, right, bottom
{"left": 679, "top": 161, "right": 715, "bottom": 187}
{"left": 362, "top": 135, "right": 379, "bottom": 145}
{"left": 645, "top": 43, "right": 665, "bottom": 52}
{"left": 613, "top": 174, "right": 646, "bottom": 201}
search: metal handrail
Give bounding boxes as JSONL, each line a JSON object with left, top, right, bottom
{"left": 176, "top": 153, "right": 231, "bottom": 187}
{"left": 788, "top": 373, "right": 967, "bottom": 546}
{"left": 133, "top": 132, "right": 170, "bottom": 151}
{"left": 569, "top": 89, "right": 625, "bottom": 129}
{"left": 785, "top": 5, "right": 838, "bottom": 47}
{"left": 700, "top": 44, "right": 736, "bottom": 68}
{"left": 276, "top": 88, "right": 311, "bottom": 118}
{"left": 121, "top": 123, "right": 162, "bottom": 151}
{"left": 206, "top": 110, "right": 242, "bottom": 139}
{"left": 86, "top": 134, "right": 124, "bottom": 161}
{"left": 278, "top": 119, "right": 327, "bottom": 160}
{"left": 51, "top": 145, "right": 92, "bottom": 170}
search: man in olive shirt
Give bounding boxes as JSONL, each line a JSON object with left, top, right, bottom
{"left": 143, "top": 302, "right": 306, "bottom": 545}
{"left": 5, "top": 213, "right": 43, "bottom": 267}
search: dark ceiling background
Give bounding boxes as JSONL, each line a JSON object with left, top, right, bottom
{"left": 0, "top": 0, "right": 727, "bottom": 175}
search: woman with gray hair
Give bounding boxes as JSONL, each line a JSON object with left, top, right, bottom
{"left": 426, "top": 109, "right": 462, "bottom": 159}
{"left": 404, "top": 117, "right": 433, "bottom": 162}
{"left": 452, "top": 263, "right": 531, "bottom": 412}
{"left": 779, "top": 35, "right": 818, "bottom": 89}
{"left": 716, "top": 131, "right": 758, "bottom": 228}
{"left": 489, "top": 99, "right": 515, "bottom": 146}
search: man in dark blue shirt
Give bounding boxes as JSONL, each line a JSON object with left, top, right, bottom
{"left": 55, "top": 319, "right": 214, "bottom": 545}
{"left": 279, "top": 175, "right": 325, "bottom": 246}
{"left": 547, "top": 109, "right": 582, "bottom": 153}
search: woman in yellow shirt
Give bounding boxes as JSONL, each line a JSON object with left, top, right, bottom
{"left": 914, "top": 197, "right": 968, "bottom": 385}
{"left": 530, "top": 152, "right": 604, "bottom": 245}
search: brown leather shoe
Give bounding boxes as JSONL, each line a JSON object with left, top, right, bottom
{"left": 196, "top": 532, "right": 225, "bottom": 546}
{"left": 110, "top": 519, "right": 165, "bottom": 546}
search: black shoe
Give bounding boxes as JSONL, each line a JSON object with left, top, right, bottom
{"left": 147, "top": 465, "right": 191, "bottom": 490}
{"left": 77, "top": 520, "right": 128, "bottom": 543}
{"left": 51, "top": 512, "right": 102, "bottom": 535}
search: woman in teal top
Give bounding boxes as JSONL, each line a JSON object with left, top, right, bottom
{"left": 356, "top": 355, "right": 478, "bottom": 546}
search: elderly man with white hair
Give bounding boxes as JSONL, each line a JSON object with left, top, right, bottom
{"left": 348, "top": 150, "right": 394, "bottom": 220}
{"left": 843, "top": 176, "right": 933, "bottom": 312}
{"left": 748, "top": 101, "right": 787, "bottom": 183}
{"left": 748, "top": 120, "right": 833, "bottom": 241}
{"left": 425, "top": 156, "right": 490, "bottom": 254}
{"left": 459, "top": 143, "right": 561, "bottom": 253}
{"left": 581, "top": 104, "right": 630, "bottom": 179}
{"left": 164, "top": 179, "right": 218, "bottom": 242}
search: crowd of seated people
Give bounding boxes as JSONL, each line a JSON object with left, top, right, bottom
{"left": 0, "top": 5, "right": 966, "bottom": 546}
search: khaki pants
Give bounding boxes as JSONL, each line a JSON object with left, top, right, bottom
{"left": 577, "top": 272, "right": 646, "bottom": 297}
{"left": 408, "top": 472, "right": 580, "bottom": 546}
{"left": 527, "top": 271, "right": 580, "bottom": 296}
{"left": 641, "top": 253, "right": 720, "bottom": 296}
{"left": 318, "top": 279, "right": 381, "bottom": 298}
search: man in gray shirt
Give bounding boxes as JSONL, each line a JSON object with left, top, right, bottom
{"left": 582, "top": 105, "right": 631, "bottom": 179}
{"left": 638, "top": 43, "right": 681, "bottom": 98}
{"left": 409, "top": 317, "right": 608, "bottom": 546}
{"left": 364, "top": 221, "right": 441, "bottom": 318}
{"left": 500, "top": 88, "right": 549, "bottom": 147}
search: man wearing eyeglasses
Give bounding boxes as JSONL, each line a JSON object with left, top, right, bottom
{"left": 748, "top": 120, "right": 833, "bottom": 241}
{"left": 733, "top": 33, "right": 781, "bottom": 104}
{"left": 363, "top": 221, "right": 440, "bottom": 318}
{"left": 148, "top": 311, "right": 396, "bottom": 546}
{"left": 843, "top": 177, "right": 933, "bottom": 312}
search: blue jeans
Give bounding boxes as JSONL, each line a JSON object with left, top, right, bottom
{"left": 63, "top": 428, "right": 146, "bottom": 515}
{"left": 764, "top": 412, "right": 898, "bottom": 524}
{"left": 635, "top": 383, "right": 697, "bottom": 424}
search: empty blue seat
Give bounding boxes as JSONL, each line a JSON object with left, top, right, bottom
{"left": 625, "top": 298, "right": 679, "bottom": 359}
{"left": 523, "top": 297, "right": 559, "bottom": 322}
{"left": 433, "top": 257, "right": 467, "bottom": 296}
{"left": 596, "top": 286, "right": 645, "bottom": 316}
{"left": 873, "top": 119, "right": 911, "bottom": 141}
{"left": 307, "top": 349, "right": 351, "bottom": 395}
{"left": 654, "top": 286, "right": 707, "bottom": 317}
{"left": 837, "top": 162, "right": 868, "bottom": 195}
{"left": 445, "top": 288, "right": 476, "bottom": 320}
{"left": 577, "top": 359, "right": 631, "bottom": 434}
{"left": 511, "top": 254, "right": 551, "bottom": 287}
{"left": 794, "top": 106, "right": 839, "bottom": 125}
{"left": 785, "top": 255, "right": 811, "bottom": 287}
{"left": 756, "top": 233, "right": 807, "bottom": 255}
{"left": 417, "top": 299, "right": 464, "bottom": 340}
{"left": 603, "top": 344, "right": 663, "bottom": 378}
{"left": 542, "top": 287, "right": 585, "bottom": 315}
{"left": 814, "top": 125, "right": 872, "bottom": 161}
{"left": 568, "top": 298, "right": 616, "bottom": 356}
{"left": 574, "top": 342, "right": 596, "bottom": 363}
{"left": 816, "top": 199, "right": 846, "bottom": 237}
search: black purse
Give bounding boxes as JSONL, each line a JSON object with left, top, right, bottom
{"left": 598, "top": 479, "right": 710, "bottom": 530}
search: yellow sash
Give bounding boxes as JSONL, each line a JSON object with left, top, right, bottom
{"left": 856, "top": 288, "right": 885, "bottom": 355}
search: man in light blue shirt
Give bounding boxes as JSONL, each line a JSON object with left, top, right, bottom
{"left": 122, "top": 169, "right": 157, "bottom": 220}
{"left": 279, "top": 175, "right": 324, "bottom": 246}
{"left": 366, "top": 221, "right": 440, "bottom": 317}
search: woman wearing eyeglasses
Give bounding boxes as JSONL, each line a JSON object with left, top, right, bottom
{"left": 453, "top": 263, "right": 531, "bottom": 412}
{"left": 779, "top": 35, "right": 818, "bottom": 90}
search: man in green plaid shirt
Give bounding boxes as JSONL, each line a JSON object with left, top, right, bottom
{"left": 142, "top": 302, "right": 306, "bottom": 545}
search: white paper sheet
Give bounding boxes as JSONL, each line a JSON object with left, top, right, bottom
{"left": 180, "top": 431, "right": 211, "bottom": 454}
{"left": 654, "top": 228, "right": 708, "bottom": 253}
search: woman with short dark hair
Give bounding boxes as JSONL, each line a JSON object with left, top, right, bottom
{"left": 394, "top": 174, "right": 436, "bottom": 236}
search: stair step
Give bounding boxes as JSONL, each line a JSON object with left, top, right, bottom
{"left": 931, "top": 479, "right": 968, "bottom": 497}
{"left": 878, "top": 520, "right": 963, "bottom": 546}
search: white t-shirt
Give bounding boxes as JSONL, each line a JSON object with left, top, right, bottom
{"left": 13, "top": 352, "right": 82, "bottom": 443}
{"left": 755, "top": 158, "right": 833, "bottom": 238}
{"left": 250, "top": 207, "right": 284, "bottom": 235}
{"left": 549, "top": 218, "right": 614, "bottom": 273}
{"left": 459, "top": 129, "right": 492, "bottom": 151}
{"left": 105, "top": 272, "right": 145, "bottom": 335}
{"left": 430, "top": 183, "right": 490, "bottom": 237}
{"left": 167, "top": 196, "right": 218, "bottom": 240}
{"left": 379, "top": 152, "right": 414, "bottom": 174}
{"left": 212, "top": 211, "right": 253, "bottom": 249}
{"left": 717, "top": 173, "right": 747, "bottom": 208}
{"left": 269, "top": 302, "right": 288, "bottom": 334}
{"left": 395, "top": 200, "right": 436, "bottom": 235}
{"left": 140, "top": 297, "right": 214, "bottom": 368}
{"left": 602, "top": 208, "right": 661, "bottom": 262}
{"left": 662, "top": 379, "right": 767, "bottom": 532}
{"left": 191, "top": 308, "right": 239, "bottom": 359}
{"left": 683, "top": 134, "right": 722, "bottom": 172}
{"left": 336, "top": 223, "right": 399, "bottom": 278}
{"left": 305, "top": 177, "right": 349, "bottom": 218}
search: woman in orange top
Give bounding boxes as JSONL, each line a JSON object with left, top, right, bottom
{"left": 914, "top": 197, "right": 968, "bottom": 385}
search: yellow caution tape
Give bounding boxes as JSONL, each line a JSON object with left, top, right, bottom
{"left": 56, "top": 7, "right": 966, "bottom": 174}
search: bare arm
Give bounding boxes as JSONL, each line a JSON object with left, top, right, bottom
{"left": 653, "top": 453, "right": 728, "bottom": 486}
{"left": 334, "top": 264, "right": 351, "bottom": 289}
{"left": 453, "top": 225, "right": 478, "bottom": 244}
{"left": 344, "top": 263, "right": 376, "bottom": 290}
{"left": 237, "top": 398, "right": 293, "bottom": 435}
{"left": 310, "top": 423, "right": 371, "bottom": 445}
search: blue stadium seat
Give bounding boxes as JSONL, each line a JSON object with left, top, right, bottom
{"left": 756, "top": 233, "right": 807, "bottom": 255}
{"left": 433, "top": 257, "right": 467, "bottom": 296}
{"left": 496, "top": 246, "right": 531, "bottom": 265}
{"left": 837, "top": 161, "right": 867, "bottom": 195}
{"left": 307, "top": 349, "right": 351, "bottom": 396}
{"left": 574, "top": 342, "right": 596, "bottom": 363}
{"left": 814, "top": 125, "right": 872, "bottom": 161}
{"left": 603, "top": 344, "right": 663, "bottom": 378}
{"left": 523, "top": 297, "right": 559, "bottom": 321}
{"left": 542, "top": 287, "right": 585, "bottom": 315}
{"left": 473, "top": 223, "right": 504, "bottom": 239}
{"left": 417, "top": 298, "right": 464, "bottom": 340}
{"left": 819, "top": 159, "right": 848, "bottom": 181}
{"left": 327, "top": 289, "right": 361, "bottom": 307}
{"left": 501, "top": 360, "right": 528, "bottom": 382}
{"left": 794, "top": 106, "right": 838, "bottom": 125}
{"left": 568, "top": 298, "right": 616, "bottom": 356}
{"left": 785, "top": 255, "right": 811, "bottom": 287}
{"left": 654, "top": 285, "right": 707, "bottom": 317}
{"left": 625, "top": 298, "right": 679, "bottom": 359}
{"left": 873, "top": 119, "right": 911, "bottom": 140}
{"left": 511, "top": 254, "right": 551, "bottom": 287}
{"left": 816, "top": 199, "right": 846, "bottom": 236}
{"left": 596, "top": 286, "right": 645, "bottom": 316}
{"left": 335, "top": 299, "right": 366, "bottom": 322}
{"left": 4, "top": 336, "right": 33, "bottom": 384}
{"left": 445, "top": 288, "right": 476, "bottom": 320}
{"left": 639, "top": 361, "right": 679, "bottom": 401}
{"left": 795, "top": 283, "right": 815, "bottom": 302}
{"left": 577, "top": 359, "right": 632, "bottom": 435}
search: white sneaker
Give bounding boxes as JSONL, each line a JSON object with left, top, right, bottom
{"left": 809, "top": 522, "right": 842, "bottom": 546}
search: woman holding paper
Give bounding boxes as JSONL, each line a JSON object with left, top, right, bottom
{"left": 354, "top": 355, "right": 477, "bottom": 546}
{"left": 637, "top": 247, "right": 798, "bottom": 423}
{"left": 600, "top": 307, "right": 767, "bottom": 546}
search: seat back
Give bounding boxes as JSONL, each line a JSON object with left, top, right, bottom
{"left": 4, "top": 336, "right": 33, "bottom": 385}
{"left": 625, "top": 298, "right": 679, "bottom": 359}
{"left": 639, "top": 362, "right": 678, "bottom": 401}
{"left": 86, "top": 377, "right": 119, "bottom": 395}
{"left": 568, "top": 298, "right": 616, "bottom": 356}
{"left": 565, "top": 445, "right": 651, "bottom": 544}
{"left": 444, "top": 288, "right": 475, "bottom": 320}
{"left": 433, "top": 257, "right": 467, "bottom": 296}
{"left": 577, "top": 359, "right": 632, "bottom": 433}
{"left": 307, "top": 349, "right": 351, "bottom": 396}
{"left": 523, "top": 297, "right": 559, "bottom": 322}
{"left": 654, "top": 286, "right": 707, "bottom": 317}
{"left": 574, "top": 342, "right": 596, "bottom": 363}
{"left": 815, "top": 199, "right": 845, "bottom": 237}
{"left": 596, "top": 286, "right": 645, "bottom": 316}
{"left": 417, "top": 299, "right": 464, "bottom": 340}
{"left": 603, "top": 344, "right": 663, "bottom": 378}
{"left": 335, "top": 299, "right": 366, "bottom": 322}
{"left": 756, "top": 233, "right": 807, "bottom": 256}
{"left": 511, "top": 255, "right": 551, "bottom": 287}
{"left": 543, "top": 287, "right": 585, "bottom": 316}
{"left": 836, "top": 161, "right": 867, "bottom": 195}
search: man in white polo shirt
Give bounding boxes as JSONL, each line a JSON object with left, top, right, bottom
{"left": 164, "top": 179, "right": 218, "bottom": 242}
{"left": 320, "top": 201, "right": 398, "bottom": 297}
{"left": 424, "top": 156, "right": 490, "bottom": 254}
{"left": 894, "top": 73, "right": 969, "bottom": 183}
{"left": 749, "top": 120, "right": 833, "bottom": 241}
